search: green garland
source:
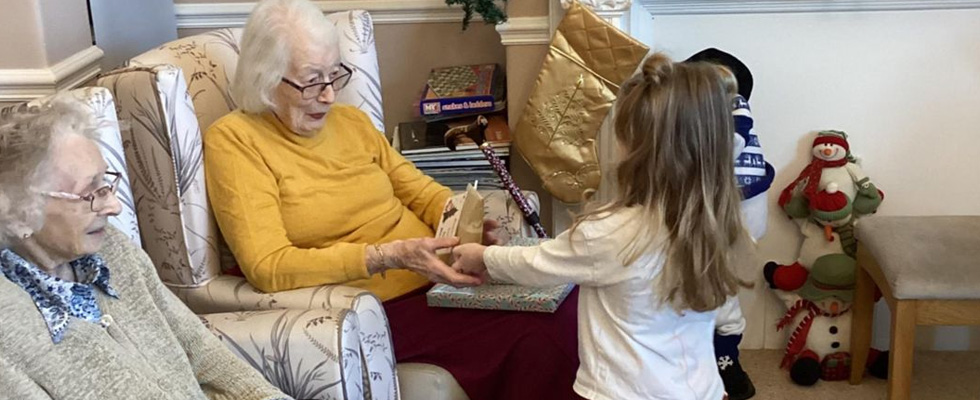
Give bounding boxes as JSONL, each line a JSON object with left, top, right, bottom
{"left": 445, "top": 0, "right": 508, "bottom": 30}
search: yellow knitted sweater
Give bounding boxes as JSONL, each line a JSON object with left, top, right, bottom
{"left": 204, "top": 105, "right": 450, "bottom": 300}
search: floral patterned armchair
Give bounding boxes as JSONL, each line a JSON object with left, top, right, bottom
{"left": 97, "top": 10, "right": 535, "bottom": 400}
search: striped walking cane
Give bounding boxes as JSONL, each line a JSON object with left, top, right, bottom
{"left": 444, "top": 115, "right": 549, "bottom": 238}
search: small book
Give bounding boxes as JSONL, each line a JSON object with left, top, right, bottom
{"left": 419, "top": 64, "right": 506, "bottom": 121}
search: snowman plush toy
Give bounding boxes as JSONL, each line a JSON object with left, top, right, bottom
{"left": 779, "top": 130, "right": 883, "bottom": 220}
{"left": 765, "top": 130, "right": 886, "bottom": 385}
{"left": 765, "top": 185, "right": 859, "bottom": 385}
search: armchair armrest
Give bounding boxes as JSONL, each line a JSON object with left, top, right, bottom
{"left": 178, "top": 276, "right": 399, "bottom": 400}
{"left": 200, "top": 308, "right": 363, "bottom": 400}
{"left": 170, "top": 275, "right": 374, "bottom": 314}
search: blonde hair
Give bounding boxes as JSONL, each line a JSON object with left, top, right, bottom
{"left": 573, "top": 53, "right": 749, "bottom": 312}
{"left": 232, "top": 0, "right": 339, "bottom": 114}
{"left": 0, "top": 95, "right": 99, "bottom": 247}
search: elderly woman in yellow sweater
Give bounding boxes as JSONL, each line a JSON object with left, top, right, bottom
{"left": 204, "top": 0, "right": 480, "bottom": 300}
{"left": 203, "top": 1, "right": 580, "bottom": 399}
{"left": 0, "top": 97, "right": 288, "bottom": 400}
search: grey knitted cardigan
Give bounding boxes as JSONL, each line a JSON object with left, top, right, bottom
{"left": 0, "top": 227, "right": 290, "bottom": 400}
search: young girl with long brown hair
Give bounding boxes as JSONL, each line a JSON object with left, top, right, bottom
{"left": 452, "top": 53, "right": 751, "bottom": 400}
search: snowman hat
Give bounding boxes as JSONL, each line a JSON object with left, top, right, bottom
{"left": 797, "top": 254, "right": 856, "bottom": 303}
{"left": 810, "top": 188, "right": 852, "bottom": 222}
{"left": 813, "top": 130, "right": 850, "bottom": 152}
{"left": 684, "top": 48, "right": 753, "bottom": 100}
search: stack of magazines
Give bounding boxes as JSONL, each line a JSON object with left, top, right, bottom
{"left": 399, "top": 113, "right": 510, "bottom": 191}
{"left": 397, "top": 63, "right": 510, "bottom": 192}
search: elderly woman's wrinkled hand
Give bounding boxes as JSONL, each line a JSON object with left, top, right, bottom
{"left": 451, "top": 243, "right": 489, "bottom": 282}
{"left": 389, "top": 237, "right": 483, "bottom": 287}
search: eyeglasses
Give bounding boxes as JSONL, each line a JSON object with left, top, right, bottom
{"left": 41, "top": 171, "right": 122, "bottom": 212}
{"left": 280, "top": 63, "right": 354, "bottom": 100}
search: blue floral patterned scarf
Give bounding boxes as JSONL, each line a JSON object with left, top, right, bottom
{"left": 0, "top": 249, "right": 119, "bottom": 343}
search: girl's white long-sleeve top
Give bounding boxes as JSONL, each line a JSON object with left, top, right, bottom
{"left": 484, "top": 207, "right": 724, "bottom": 400}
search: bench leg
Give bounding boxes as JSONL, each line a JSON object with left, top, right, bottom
{"left": 850, "top": 264, "right": 876, "bottom": 385}
{"left": 888, "top": 300, "right": 916, "bottom": 400}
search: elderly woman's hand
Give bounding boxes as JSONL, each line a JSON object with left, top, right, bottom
{"left": 380, "top": 237, "right": 484, "bottom": 287}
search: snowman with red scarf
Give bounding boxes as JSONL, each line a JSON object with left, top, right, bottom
{"left": 778, "top": 130, "right": 883, "bottom": 220}
{"left": 764, "top": 186, "right": 859, "bottom": 385}
{"left": 764, "top": 130, "right": 887, "bottom": 385}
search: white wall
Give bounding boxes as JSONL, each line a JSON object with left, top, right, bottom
{"left": 0, "top": 0, "right": 47, "bottom": 68}
{"left": 37, "top": 0, "right": 93, "bottom": 64}
{"left": 630, "top": 7, "right": 980, "bottom": 350}
{"left": 0, "top": 0, "right": 101, "bottom": 105}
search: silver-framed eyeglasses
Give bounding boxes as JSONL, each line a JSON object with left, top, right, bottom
{"left": 280, "top": 63, "right": 354, "bottom": 99}
{"left": 41, "top": 171, "right": 122, "bottom": 212}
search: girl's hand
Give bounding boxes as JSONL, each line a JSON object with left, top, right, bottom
{"left": 451, "top": 243, "right": 489, "bottom": 280}
{"left": 385, "top": 237, "right": 483, "bottom": 287}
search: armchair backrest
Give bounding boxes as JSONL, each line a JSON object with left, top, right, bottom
{"left": 98, "top": 10, "right": 385, "bottom": 288}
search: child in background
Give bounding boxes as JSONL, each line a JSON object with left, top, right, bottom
{"left": 452, "top": 53, "right": 752, "bottom": 400}
{"left": 687, "top": 48, "right": 775, "bottom": 400}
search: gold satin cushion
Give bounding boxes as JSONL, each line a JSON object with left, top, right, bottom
{"left": 514, "top": 2, "right": 648, "bottom": 204}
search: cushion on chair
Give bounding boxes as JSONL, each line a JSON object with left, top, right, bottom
{"left": 856, "top": 216, "right": 980, "bottom": 300}
{"left": 326, "top": 10, "right": 385, "bottom": 133}
{"left": 0, "top": 87, "right": 142, "bottom": 246}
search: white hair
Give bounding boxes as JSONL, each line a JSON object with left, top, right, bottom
{"left": 232, "top": 0, "right": 339, "bottom": 114}
{"left": 0, "top": 95, "right": 99, "bottom": 247}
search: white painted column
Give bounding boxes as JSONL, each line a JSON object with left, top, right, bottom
{"left": 0, "top": 0, "right": 102, "bottom": 105}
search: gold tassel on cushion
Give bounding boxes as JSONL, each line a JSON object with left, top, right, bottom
{"left": 514, "top": 1, "right": 648, "bottom": 204}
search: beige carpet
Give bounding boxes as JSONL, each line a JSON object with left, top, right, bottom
{"left": 741, "top": 350, "right": 980, "bottom": 400}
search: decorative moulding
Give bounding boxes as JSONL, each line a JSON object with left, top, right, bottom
{"left": 638, "top": 0, "right": 980, "bottom": 15}
{"left": 0, "top": 46, "right": 104, "bottom": 103}
{"left": 495, "top": 17, "right": 551, "bottom": 46}
{"left": 174, "top": 0, "right": 487, "bottom": 29}
{"left": 554, "top": 0, "right": 632, "bottom": 35}
{"left": 561, "top": 0, "right": 632, "bottom": 11}
{"left": 505, "top": 2, "right": 633, "bottom": 48}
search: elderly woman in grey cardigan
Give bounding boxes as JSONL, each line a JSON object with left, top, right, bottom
{"left": 0, "top": 97, "right": 289, "bottom": 400}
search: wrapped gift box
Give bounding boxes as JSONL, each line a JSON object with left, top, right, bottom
{"left": 426, "top": 237, "right": 575, "bottom": 313}
{"left": 426, "top": 282, "right": 575, "bottom": 313}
